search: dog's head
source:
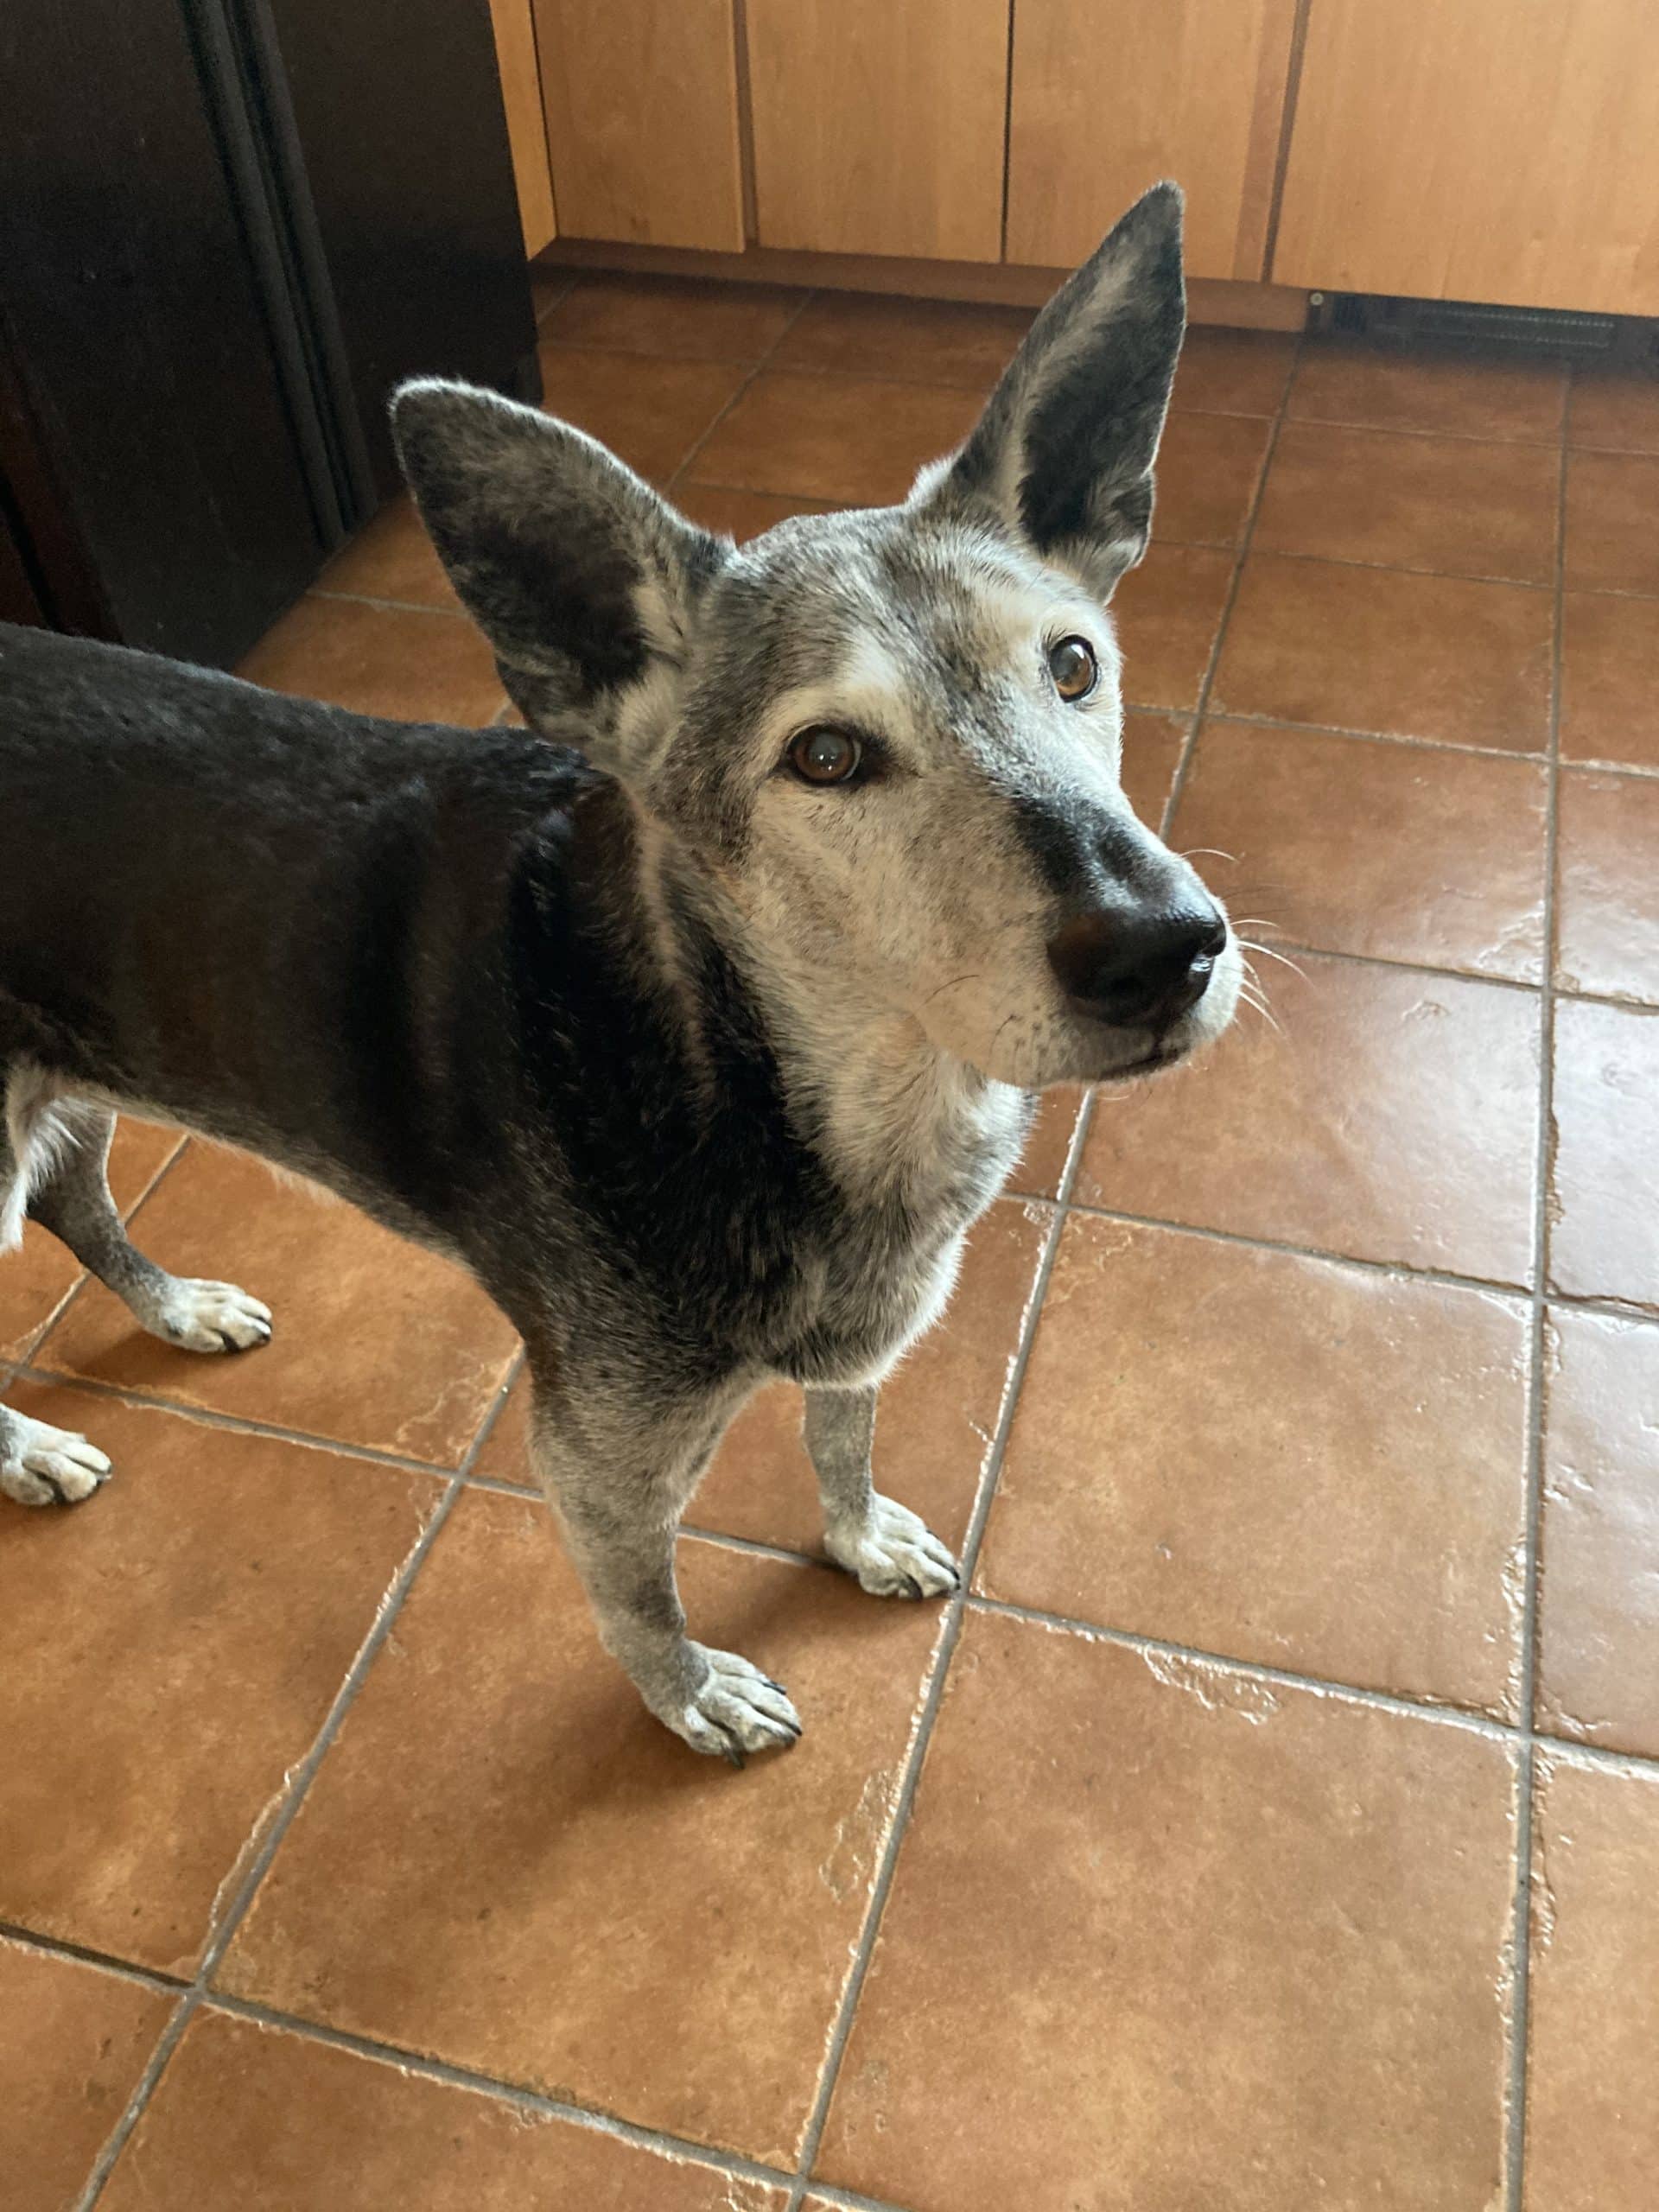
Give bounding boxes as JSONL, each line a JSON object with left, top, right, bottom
{"left": 392, "top": 184, "right": 1238, "bottom": 1090}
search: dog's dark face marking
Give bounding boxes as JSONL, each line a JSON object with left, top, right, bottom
{"left": 393, "top": 185, "right": 1238, "bottom": 1088}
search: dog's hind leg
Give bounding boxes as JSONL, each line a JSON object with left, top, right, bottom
{"left": 527, "top": 1360, "right": 802, "bottom": 1764}
{"left": 27, "top": 1103, "right": 272, "bottom": 1356}
{"left": 804, "top": 1382, "right": 960, "bottom": 1599}
{"left": 0, "top": 1076, "right": 111, "bottom": 1503}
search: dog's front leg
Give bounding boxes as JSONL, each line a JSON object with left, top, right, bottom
{"left": 804, "top": 1383, "right": 960, "bottom": 1600}
{"left": 528, "top": 1370, "right": 801, "bottom": 1764}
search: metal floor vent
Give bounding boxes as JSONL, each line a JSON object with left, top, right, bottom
{"left": 1311, "top": 290, "right": 1659, "bottom": 368}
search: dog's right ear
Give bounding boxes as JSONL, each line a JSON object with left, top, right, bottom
{"left": 390, "top": 379, "right": 727, "bottom": 772}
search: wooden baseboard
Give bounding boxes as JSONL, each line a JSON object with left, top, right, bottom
{"left": 532, "top": 237, "right": 1310, "bottom": 332}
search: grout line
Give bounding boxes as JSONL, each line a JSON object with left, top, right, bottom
{"left": 1232, "top": 937, "right": 1544, "bottom": 996}
{"left": 783, "top": 1093, "right": 1092, "bottom": 2207}
{"left": 1501, "top": 367, "right": 1572, "bottom": 2212}
{"left": 1197, "top": 706, "right": 1550, "bottom": 763}
{"left": 1276, "top": 410, "right": 1567, "bottom": 454}
{"left": 1060, "top": 1198, "right": 1532, "bottom": 1300}
{"left": 198, "top": 1993, "right": 923, "bottom": 2212}
{"left": 1160, "top": 325, "right": 1306, "bottom": 836}
{"left": 12, "top": 1363, "right": 472, "bottom": 1483}
{"left": 69, "top": 1348, "right": 526, "bottom": 2211}
{"left": 0, "top": 1923, "right": 190, "bottom": 1995}
{"left": 966, "top": 1597, "right": 1519, "bottom": 1742}
{"left": 665, "top": 291, "right": 820, "bottom": 499}
{"left": 1228, "top": 542, "right": 1554, "bottom": 594}
{"left": 194, "top": 1993, "right": 859, "bottom": 2207}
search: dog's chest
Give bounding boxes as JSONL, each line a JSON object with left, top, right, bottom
{"left": 768, "top": 1096, "right": 1027, "bottom": 1388}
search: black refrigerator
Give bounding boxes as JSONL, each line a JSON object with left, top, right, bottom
{"left": 0, "top": 0, "right": 538, "bottom": 667}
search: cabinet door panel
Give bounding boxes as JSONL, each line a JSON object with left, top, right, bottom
{"left": 489, "top": 0, "right": 557, "bottom": 256}
{"left": 1275, "top": 0, "right": 1659, "bottom": 315}
{"left": 747, "top": 0, "right": 1009, "bottom": 262}
{"left": 1007, "top": 0, "right": 1297, "bottom": 279}
{"left": 532, "top": 0, "right": 743, "bottom": 250}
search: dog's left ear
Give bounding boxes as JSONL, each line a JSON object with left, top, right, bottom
{"left": 915, "top": 181, "right": 1185, "bottom": 598}
{"left": 391, "top": 379, "right": 727, "bottom": 772}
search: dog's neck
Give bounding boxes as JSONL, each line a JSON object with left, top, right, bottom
{"left": 631, "top": 814, "right": 1028, "bottom": 1220}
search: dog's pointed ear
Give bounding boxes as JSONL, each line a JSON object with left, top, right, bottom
{"left": 915, "top": 181, "right": 1185, "bottom": 598}
{"left": 390, "top": 379, "right": 728, "bottom": 772}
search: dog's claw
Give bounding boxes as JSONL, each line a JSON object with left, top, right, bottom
{"left": 1, "top": 1415, "right": 111, "bottom": 1509}
{"left": 663, "top": 1644, "right": 803, "bottom": 1763}
{"left": 824, "top": 1492, "right": 960, "bottom": 1601}
{"left": 147, "top": 1279, "right": 272, "bottom": 1356}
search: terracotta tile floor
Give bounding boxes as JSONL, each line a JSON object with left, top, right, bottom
{"left": 7, "top": 273, "right": 1659, "bottom": 2209}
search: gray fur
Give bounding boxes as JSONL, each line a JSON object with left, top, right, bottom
{"left": 1, "top": 186, "right": 1239, "bottom": 1759}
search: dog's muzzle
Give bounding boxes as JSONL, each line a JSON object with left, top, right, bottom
{"left": 1046, "top": 900, "right": 1228, "bottom": 1035}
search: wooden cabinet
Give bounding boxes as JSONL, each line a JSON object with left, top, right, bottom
{"left": 1006, "top": 0, "right": 1299, "bottom": 280}
{"left": 1274, "top": 0, "right": 1659, "bottom": 316}
{"left": 487, "top": 0, "right": 556, "bottom": 256}
{"left": 746, "top": 0, "right": 1009, "bottom": 261}
{"left": 531, "top": 0, "right": 744, "bottom": 251}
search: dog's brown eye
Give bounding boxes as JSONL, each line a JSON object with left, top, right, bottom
{"left": 1048, "top": 635, "right": 1097, "bottom": 702}
{"left": 787, "top": 726, "right": 862, "bottom": 786}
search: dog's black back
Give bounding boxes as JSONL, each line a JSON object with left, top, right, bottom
{"left": 0, "top": 622, "right": 932, "bottom": 1387}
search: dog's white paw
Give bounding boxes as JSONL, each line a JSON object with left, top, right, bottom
{"left": 1, "top": 1414, "right": 111, "bottom": 1507}
{"left": 665, "top": 1645, "right": 803, "bottom": 1766}
{"left": 826, "top": 1492, "right": 960, "bottom": 1600}
{"left": 149, "top": 1279, "right": 273, "bottom": 1355}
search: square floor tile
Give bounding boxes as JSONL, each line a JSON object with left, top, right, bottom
{"left": 1524, "top": 1753, "right": 1659, "bottom": 2212}
{"left": 540, "top": 272, "right": 804, "bottom": 364}
{"left": 1119, "top": 709, "right": 1188, "bottom": 827}
{"left": 1255, "top": 422, "right": 1559, "bottom": 585}
{"left": 1, "top": 1122, "right": 181, "bottom": 1363}
{"left": 315, "top": 495, "right": 459, "bottom": 611}
{"left": 219, "top": 1489, "right": 944, "bottom": 2165}
{"left": 1289, "top": 343, "right": 1566, "bottom": 443}
{"left": 1555, "top": 768, "right": 1659, "bottom": 1004}
{"left": 1212, "top": 554, "right": 1553, "bottom": 751}
{"left": 770, "top": 292, "right": 1032, "bottom": 389}
{"left": 690, "top": 372, "right": 983, "bottom": 506}
{"left": 1005, "top": 1086, "right": 1083, "bottom": 1200}
{"left": 237, "top": 598, "right": 505, "bottom": 724}
{"left": 100, "top": 2009, "right": 787, "bottom": 2212}
{"left": 1564, "top": 450, "right": 1659, "bottom": 596}
{"left": 1111, "top": 543, "right": 1236, "bottom": 712}
{"left": 1169, "top": 327, "right": 1296, "bottom": 418}
{"left": 694, "top": 1198, "right": 1048, "bottom": 1554}
{"left": 1176, "top": 721, "right": 1548, "bottom": 980}
{"left": 981, "top": 1216, "right": 1529, "bottom": 1712}
{"left": 1560, "top": 591, "right": 1659, "bottom": 771}
{"left": 1151, "top": 411, "right": 1269, "bottom": 548}
{"left": 0, "top": 1939, "right": 171, "bottom": 2212}
{"left": 36, "top": 1147, "right": 518, "bottom": 1466}
{"left": 1075, "top": 951, "right": 1540, "bottom": 1282}
{"left": 1549, "top": 997, "right": 1659, "bottom": 1306}
{"left": 1569, "top": 367, "right": 1659, "bottom": 454}
{"left": 1537, "top": 1307, "right": 1659, "bottom": 1756}
{"left": 0, "top": 1382, "right": 436, "bottom": 1974}
{"left": 536, "top": 346, "right": 749, "bottom": 486}
{"left": 816, "top": 1609, "right": 1516, "bottom": 2211}
{"left": 673, "top": 484, "right": 839, "bottom": 541}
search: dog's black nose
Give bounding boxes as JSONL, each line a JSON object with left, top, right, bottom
{"left": 1046, "top": 904, "right": 1226, "bottom": 1032}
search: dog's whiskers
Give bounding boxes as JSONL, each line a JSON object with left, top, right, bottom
{"left": 1180, "top": 846, "right": 1236, "bottom": 865}
{"left": 1238, "top": 939, "right": 1308, "bottom": 982}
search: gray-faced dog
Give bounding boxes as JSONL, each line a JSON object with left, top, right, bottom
{"left": 0, "top": 184, "right": 1238, "bottom": 1762}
